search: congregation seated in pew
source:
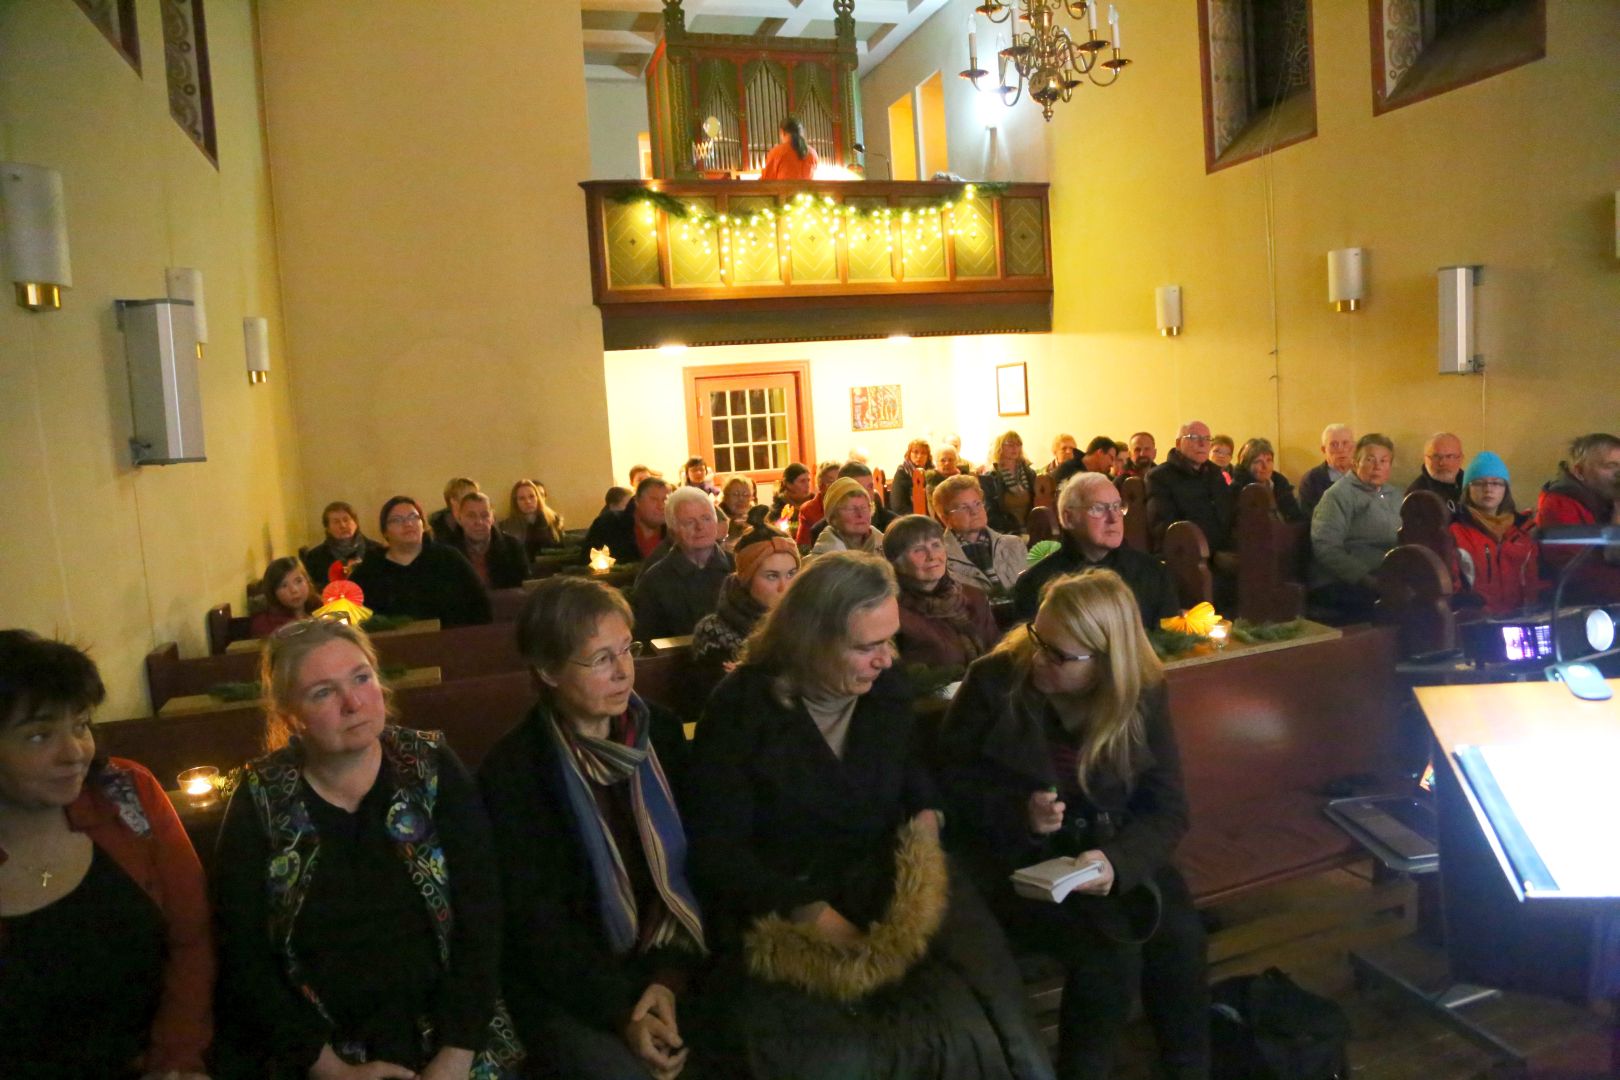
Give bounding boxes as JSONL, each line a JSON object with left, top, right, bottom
{"left": 806, "top": 461, "right": 899, "bottom": 546}
{"left": 791, "top": 459, "right": 843, "bottom": 546}
{"left": 582, "top": 475, "right": 669, "bottom": 566}
{"left": 885, "top": 514, "right": 1001, "bottom": 669}
{"left": 718, "top": 474, "right": 757, "bottom": 550}
{"left": 631, "top": 486, "right": 734, "bottom": 640}
{"left": 1145, "top": 421, "right": 1234, "bottom": 554}
{"left": 1015, "top": 473, "right": 1178, "bottom": 629}
{"left": 349, "top": 495, "right": 494, "bottom": 627}
{"left": 1535, "top": 431, "right": 1620, "bottom": 605}
{"left": 1406, "top": 431, "right": 1464, "bottom": 509}
{"left": 979, "top": 430, "right": 1040, "bottom": 535}
{"left": 809, "top": 474, "right": 886, "bottom": 555}
{"left": 430, "top": 476, "right": 480, "bottom": 545}
{"left": 212, "top": 618, "right": 522, "bottom": 1077}
{"left": 691, "top": 509, "right": 800, "bottom": 680}
{"left": 887, "top": 437, "right": 935, "bottom": 516}
{"left": 1308, "top": 433, "right": 1401, "bottom": 622}
{"left": 1298, "top": 422, "right": 1355, "bottom": 516}
{"left": 1232, "top": 437, "right": 1304, "bottom": 524}
{"left": 1448, "top": 451, "right": 1544, "bottom": 616}
{"left": 300, "top": 499, "right": 385, "bottom": 588}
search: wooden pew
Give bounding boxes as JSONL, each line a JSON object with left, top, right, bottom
{"left": 1398, "top": 489, "right": 1456, "bottom": 567}
{"left": 1032, "top": 472, "right": 1057, "bottom": 510}
{"left": 206, "top": 604, "right": 253, "bottom": 656}
{"left": 490, "top": 587, "right": 529, "bottom": 622}
{"left": 145, "top": 621, "right": 526, "bottom": 709}
{"left": 1234, "top": 482, "right": 1308, "bottom": 622}
{"left": 1119, "top": 475, "right": 1149, "bottom": 552}
{"left": 1375, "top": 544, "right": 1458, "bottom": 658}
{"left": 1025, "top": 505, "right": 1059, "bottom": 546}
{"left": 1161, "top": 520, "right": 1214, "bottom": 608}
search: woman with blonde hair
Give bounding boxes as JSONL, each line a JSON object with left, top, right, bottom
{"left": 887, "top": 438, "right": 934, "bottom": 516}
{"left": 718, "top": 475, "right": 757, "bottom": 549}
{"left": 213, "top": 619, "right": 522, "bottom": 1079}
{"left": 938, "top": 570, "right": 1207, "bottom": 1080}
{"left": 977, "top": 430, "right": 1038, "bottom": 534}
{"left": 501, "top": 478, "right": 565, "bottom": 559}
{"left": 684, "top": 552, "right": 1052, "bottom": 1079}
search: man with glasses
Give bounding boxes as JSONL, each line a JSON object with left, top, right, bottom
{"left": 631, "top": 486, "right": 734, "bottom": 640}
{"left": 1146, "top": 420, "right": 1236, "bottom": 552}
{"left": 932, "top": 474, "right": 1028, "bottom": 597}
{"left": 1404, "top": 431, "right": 1465, "bottom": 509}
{"left": 1013, "top": 473, "right": 1178, "bottom": 627}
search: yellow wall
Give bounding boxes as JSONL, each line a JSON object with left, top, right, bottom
{"left": 886, "top": 92, "right": 918, "bottom": 181}
{"left": 861, "top": 3, "right": 1619, "bottom": 486}
{"left": 257, "top": 1, "right": 612, "bottom": 530}
{"left": 604, "top": 333, "right": 1063, "bottom": 489}
{"left": 0, "top": 0, "right": 304, "bottom": 719}
{"left": 918, "top": 72, "right": 950, "bottom": 178}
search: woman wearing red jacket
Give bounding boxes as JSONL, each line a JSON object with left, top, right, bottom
{"left": 1449, "top": 452, "right": 1543, "bottom": 616}
{"left": 0, "top": 629, "right": 214, "bottom": 1078}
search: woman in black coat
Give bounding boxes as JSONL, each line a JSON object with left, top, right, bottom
{"left": 478, "top": 577, "right": 703, "bottom": 1080}
{"left": 684, "top": 552, "right": 1052, "bottom": 1080}
{"left": 1233, "top": 437, "right": 1304, "bottom": 524}
{"left": 937, "top": 569, "right": 1208, "bottom": 1080}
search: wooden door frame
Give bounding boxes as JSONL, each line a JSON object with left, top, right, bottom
{"left": 683, "top": 360, "right": 816, "bottom": 482}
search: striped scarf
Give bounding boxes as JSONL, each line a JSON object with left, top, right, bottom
{"left": 544, "top": 697, "right": 706, "bottom": 958}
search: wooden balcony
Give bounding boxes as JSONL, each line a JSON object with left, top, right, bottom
{"left": 581, "top": 179, "right": 1053, "bottom": 349}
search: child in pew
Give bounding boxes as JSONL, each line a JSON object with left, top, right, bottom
{"left": 249, "top": 556, "right": 318, "bottom": 638}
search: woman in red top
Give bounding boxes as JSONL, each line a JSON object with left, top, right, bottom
{"left": 759, "top": 117, "right": 818, "bottom": 180}
{"left": 1449, "top": 452, "right": 1543, "bottom": 616}
{"left": 0, "top": 630, "right": 214, "bottom": 1078}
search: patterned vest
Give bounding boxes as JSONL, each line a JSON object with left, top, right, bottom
{"left": 241, "top": 726, "right": 523, "bottom": 1075}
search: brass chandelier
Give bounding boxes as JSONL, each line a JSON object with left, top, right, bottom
{"left": 960, "top": 1, "right": 1131, "bottom": 122}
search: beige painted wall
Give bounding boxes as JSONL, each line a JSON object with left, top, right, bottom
{"left": 603, "top": 333, "right": 1063, "bottom": 488}
{"left": 0, "top": 0, "right": 303, "bottom": 719}
{"left": 1042, "top": 1, "right": 1620, "bottom": 483}
{"left": 859, "top": 0, "right": 1050, "bottom": 183}
{"left": 587, "top": 79, "right": 650, "bottom": 181}
{"left": 258, "top": 1, "right": 612, "bottom": 532}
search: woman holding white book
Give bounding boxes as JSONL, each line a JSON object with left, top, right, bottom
{"left": 937, "top": 569, "right": 1208, "bottom": 1080}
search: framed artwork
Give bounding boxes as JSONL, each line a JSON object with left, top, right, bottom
{"left": 851, "top": 384, "right": 903, "bottom": 431}
{"left": 996, "top": 363, "right": 1028, "bottom": 416}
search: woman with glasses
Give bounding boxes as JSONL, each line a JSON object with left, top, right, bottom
{"left": 1448, "top": 452, "right": 1543, "bottom": 616}
{"left": 0, "top": 631, "right": 214, "bottom": 1079}
{"left": 683, "top": 552, "right": 1052, "bottom": 1080}
{"left": 977, "top": 431, "right": 1039, "bottom": 534}
{"left": 938, "top": 570, "right": 1207, "bottom": 1080}
{"left": 213, "top": 618, "right": 523, "bottom": 1078}
{"left": 349, "top": 495, "right": 493, "bottom": 627}
{"left": 478, "top": 577, "right": 702, "bottom": 1080}
{"left": 932, "top": 475, "right": 1028, "bottom": 597}
{"left": 883, "top": 515, "right": 1000, "bottom": 669}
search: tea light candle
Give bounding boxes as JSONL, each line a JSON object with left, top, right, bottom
{"left": 588, "top": 546, "right": 616, "bottom": 573}
{"left": 1209, "top": 624, "right": 1229, "bottom": 649}
{"left": 177, "top": 766, "right": 219, "bottom": 807}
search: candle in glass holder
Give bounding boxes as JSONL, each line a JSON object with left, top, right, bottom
{"left": 1209, "top": 623, "right": 1229, "bottom": 649}
{"left": 588, "top": 546, "right": 616, "bottom": 573}
{"left": 177, "top": 766, "right": 220, "bottom": 807}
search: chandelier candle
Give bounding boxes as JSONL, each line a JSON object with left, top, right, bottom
{"left": 961, "top": 1, "right": 1131, "bottom": 121}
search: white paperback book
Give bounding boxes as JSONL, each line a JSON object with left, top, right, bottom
{"left": 1010, "top": 856, "right": 1106, "bottom": 903}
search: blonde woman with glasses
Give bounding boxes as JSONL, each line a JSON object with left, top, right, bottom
{"left": 938, "top": 570, "right": 1208, "bottom": 1080}
{"left": 213, "top": 618, "right": 522, "bottom": 1079}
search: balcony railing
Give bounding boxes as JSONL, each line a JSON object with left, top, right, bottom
{"left": 581, "top": 179, "right": 1052, "bottom": 349}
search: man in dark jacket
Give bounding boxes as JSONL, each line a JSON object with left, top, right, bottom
{"left": 1299, "top": 423, "right": 1354, "bottom": 514}
{"left": 1405, "top": 431, "right": 1465, "bottom": 509}
{"left": 429, "top": 476, "right": 478, "bottom": 544}
{"left": 448, "top": 491, "right": 530, "bottom": 589}
{"left": 1146, "top": 420, "right": 1235, "bottom": 550}
{"left": 582, "top": 476, "right": 668, "bottom": 565}
{"left": 1014, "top": 472, "right": 1178, "bottom": 627}
{"left": 631, "top": 486, "right": 733, "bottom": 639}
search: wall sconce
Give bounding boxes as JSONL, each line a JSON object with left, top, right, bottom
{"left": 1437, "top": 265, "right": 1483, "bottom": 375}
{"left": 0, "top": 162, "right": 72, "bottom": 311}
{"left": 1155, "top": 285, "right": 1183, "bottom": 337}
{"left": 244, "top": 316, "right": 271, "bottom": 385}
{"left": 1327, "top": 248, "right": 1364, "bottom": 312}
{"left": 165, "top": 268, "right": 208, "bottom": 356}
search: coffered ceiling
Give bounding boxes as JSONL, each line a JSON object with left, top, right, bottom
{"left": 581, "top": 0, "right": 951, "bottom": 81}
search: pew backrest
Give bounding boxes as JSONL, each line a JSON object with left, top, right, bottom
{"left": 1234, "top": 482, "right": 1307, "bottom": 622}
{"left": 1119, "top": 475, "right": 1149, "bottom": 553}
{"left": 1026, "top": 505, "right": 1059, "bottom": 546}
{"left": 1161, "top": 520, "right": 1214, "bottom": 608}
{"left": 1375, "top": 543, "right": 1457, "bottom": 658}
{"left": 1398, "top": 490, "right": 1455, "bottom": 567}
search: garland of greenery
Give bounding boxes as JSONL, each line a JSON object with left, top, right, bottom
{"left": 1230, "top": 618, "right": 1309, "bottom": 645}
{"left": 608, "top": 181, "right": 1014, "bottom": 235}
{"left": 903, "top": 662, "right": 967, "bottom": 699}
{"left": 1147, "top": 627, "right": 1212, "bottom": 661}
{"left": 207, "top": 664, "right": 411, "bottom": 703}
{"left": 360, "top": 613, "right": 416, "bottom": 634}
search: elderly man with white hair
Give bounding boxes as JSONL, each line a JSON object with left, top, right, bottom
{"left": 1012, "top": 472, "right": 1178, "bottom": 627}
{"left": 631, "top": 485, "right": 733, "bottom": 639}
{"left": 1299, "top": 423, "right": 1355, "bottom": 514}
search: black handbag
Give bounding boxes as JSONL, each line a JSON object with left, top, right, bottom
{"left": 1210, "top": 967, "right": 1351, "bottom": 1080}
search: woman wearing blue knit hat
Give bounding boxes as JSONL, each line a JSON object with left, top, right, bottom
{"left": 1448, "top": 451, "right": 1545, "bottom": 615}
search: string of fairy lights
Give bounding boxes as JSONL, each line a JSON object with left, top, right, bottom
{"left": 610, "top": 183, "right": 1010, "bottom": 280}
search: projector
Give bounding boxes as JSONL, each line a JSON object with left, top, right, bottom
{"left": 1460, "top": 607, "right": 1616, "bottom": 666}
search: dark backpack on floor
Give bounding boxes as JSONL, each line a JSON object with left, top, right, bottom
{"left": 1210, "top": 967, "right": 1351, "bottom": 1080}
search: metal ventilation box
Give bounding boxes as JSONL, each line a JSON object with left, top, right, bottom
{"left": 119, "top": 299, "right": 206, "bottom": 464}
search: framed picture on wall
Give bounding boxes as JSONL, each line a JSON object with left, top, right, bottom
{"left": 851, "top": 384, "right": 903, "bottom": 431}
{"left": 996, "top": 363, "right": 1028, "bottom": 416}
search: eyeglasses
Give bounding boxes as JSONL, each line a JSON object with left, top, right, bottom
{"left": 945, "top": 500, "right": 986, "bottom": 517}
{"left": 566, "top": 640, "right": 644, "bottom": 675}
{"left": 1082, "top": 501, "right": 1127, "bottom": 519}
{"left": 1180, "top": 434, "right": 1211, "bottom": 445}
{"left": 386, "top": 512, "right": 423, "bottom": 527}
{"left": 1469, "top": 479, "right": 1507, "bottom": 490}
{"left": 1027, "top": 622, "right": 1093, "bottom": 665}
